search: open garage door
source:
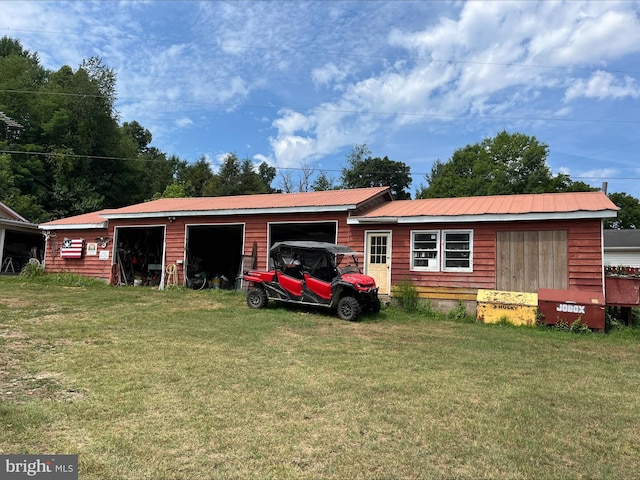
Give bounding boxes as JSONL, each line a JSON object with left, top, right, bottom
{"left": 1, "top": 230, "right": 44, "bottom": 273}
{"left": 269, "top": 221, "right": 337, "bottom": 247}
{"left": 113, "top": 226, "right": 165, "bottom": 286}
{"left": 186, "top": 224, "right": 243, "bottom": 289}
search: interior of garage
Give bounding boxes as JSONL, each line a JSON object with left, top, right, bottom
{"left": 186, "top": 224, "right": 244, "bottom": 289}
{"left": 1, "top": 230, "right": 44, "bottom": 273}
{"left": 111, "top": 221, "right": 337, "bottom": 289}
{"left": 113, "top": 226, "right": 165, "bottom": 286}
{"left": 269, "top": 222, "right": 337, "bottom": 245}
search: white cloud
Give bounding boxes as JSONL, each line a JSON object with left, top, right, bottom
{"left": 266, "top": 1, "right": 640, "bottom": 170}
{"left": 175, "top": 117, "right": 193, "bottom": 128}
{"left": 311, "top": 62, "right": 351, "bottom": 87}
{"left": 565, "top": 71, "right": 640, "bottom": 101}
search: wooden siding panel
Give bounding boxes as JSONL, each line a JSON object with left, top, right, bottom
{"left": 524, "top": 231, "right": 539, "bottom": 292}
{"left": 553, "top": 230, "right": 568, "bottom": 289}
{"left": 44, "top": 227, "right": 114, "bottom": 280}
{"left": 566, "top": 219, "right": 603, "bottom": 292}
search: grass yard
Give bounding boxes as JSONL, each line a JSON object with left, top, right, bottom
{"left": 1, "top": 274, "right": 640, "bottom": 479}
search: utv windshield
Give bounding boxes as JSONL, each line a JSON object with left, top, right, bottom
{"left": 335, "top": 253, "right": 362, "bottom": 275}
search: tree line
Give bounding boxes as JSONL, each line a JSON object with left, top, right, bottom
{"left": 1, "top": 36, "right": 638, "bottom": 227}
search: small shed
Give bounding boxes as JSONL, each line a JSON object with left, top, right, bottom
{"left": 0, "top": 201, "right": 43, "bottom": 273}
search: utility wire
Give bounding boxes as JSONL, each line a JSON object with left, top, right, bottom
{"left": 1, "top": 148, "right": 638, "bottom": 181}
{"left": 2, "top": 88, "right": 640, "bottom": 125}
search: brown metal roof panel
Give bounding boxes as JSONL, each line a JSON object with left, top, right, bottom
{"left": 40, "top": 209, "right": 115, "bottom": 227}
{"left": 108, "top": 187, "right": 391, "bottom": 215}
{"left": 357, "top": 192, "right": 617, "bottom": 219}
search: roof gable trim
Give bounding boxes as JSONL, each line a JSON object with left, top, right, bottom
{"left": 102, "top": 205, "right": 355, "bottom": 219}
{"left": 348, "top": 210, "right": 617, "bottom": 225}
{"left": 39, "top": 222, "right": 108, "bottom": 231}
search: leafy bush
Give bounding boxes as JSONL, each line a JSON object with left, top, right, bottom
{"left": 569, "top": 318, "right": 592, "bottom": 334}
{"left": 553, "top": 318, "right": 591, "bottom": 334}
{"left": 447, "top": 301, "right": 475, "bottom": 323}
{"left": 553, "top": 320, "right": 570, "bottom": 332}
{"left": 20, "top": 261, "right": 45, "bottom": 278}
{"left": 394, "top": 279, "right": 420, "bottom": 313}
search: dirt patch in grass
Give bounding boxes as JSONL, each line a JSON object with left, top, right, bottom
{"left": 0, "top": 297, "right": 33, "bottom": 309}
{"left": 0, "top": 327, "right": 82, "bottom": 403}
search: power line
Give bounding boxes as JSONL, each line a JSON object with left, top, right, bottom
{"left": 2, "top": 88, "right": 640, "bottom": 125}
{"left": 2, "top": 148, "right": 639, "bottom": 181}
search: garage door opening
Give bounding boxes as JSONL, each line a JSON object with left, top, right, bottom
{"left": 269, "top": 221, "right": 337, "bottom": 247}
{"left": 1, "top": 230, "right": 44, "bottom": 273}
{"left": 113, "top": 226, "right": 165, "bottom": 286}
{"left": 186, "top": 224, "right": 243, "bottom": 289}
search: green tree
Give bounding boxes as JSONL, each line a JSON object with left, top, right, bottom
{"left": 341, "top": 144, "right": 412, "bottom": 199}
{"left": 312, "top": 171, "right": 335, "bottom": 191}
{"left": 203, "top": 153, "right": 275, "bottom": 196}
{"left": 417, "top": 131, "right": 594, "bottom": 198}
{"left": 151, "top": 182, "right": 188, "bottom": 200}
{"left": 174, "top": 155, "right": 214, "bottom": 197}
{"left": 607, "top": 192, "right": 640, "bottom": 229}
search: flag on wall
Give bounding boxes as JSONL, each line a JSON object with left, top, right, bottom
{"left": 60, "top": 238, "right": 84, "bottom": 259}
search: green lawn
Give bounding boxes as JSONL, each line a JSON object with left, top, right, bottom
{"left": 1, "top": 274, "right": 639, "bottom": 479}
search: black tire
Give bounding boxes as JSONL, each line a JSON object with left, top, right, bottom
{"left": 369, "top": 297, "right": 381, "bottom": 314}
{"left": 337, "top": 296, "right": 361, "bottom": 321}
{"left": 247, "top": 287, "right": 268, "bottom": 309}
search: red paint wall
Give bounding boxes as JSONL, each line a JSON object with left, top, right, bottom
{"left": 43, "top": 214, "right": 605, "bottom": 295}
{"left": 349, "top": 218, "right": 604, "bottom": 294}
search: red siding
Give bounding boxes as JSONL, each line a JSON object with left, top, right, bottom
{"left": 43, "top": 212, "right": 605, "bottom": 297}
{"left": 44, "top": 227, "right": 114, "bottom": 280}
{"left": 350, "top": 218, "right": 604, "bottom": 295}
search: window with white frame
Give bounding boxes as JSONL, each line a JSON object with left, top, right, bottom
{"left": 442, "top": 230, "right": 473, "bottom": 271}
{"left": 411, "top": 229, "right": 473, "bottom": 272}
{"left": 411, "top": 231, "right": 439, "bottom": 271}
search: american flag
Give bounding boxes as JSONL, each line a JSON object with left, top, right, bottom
{"left": 60, "top": 238, "right": 84, "bottom": 259}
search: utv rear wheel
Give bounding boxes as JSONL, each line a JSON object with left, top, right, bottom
{"left": 337, "top": 296, "right": 361, "bottom": 321}
{"left": 247, "top": 287, "right": 268, "bottom": 309}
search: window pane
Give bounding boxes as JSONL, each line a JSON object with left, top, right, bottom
{"left": 412, "top": 231, "right": 439, "bottom": 270}
{"left": 443, "top": 231, "right": 471, "bottom": 270}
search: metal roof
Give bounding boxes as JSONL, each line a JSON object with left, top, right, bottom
{"left": 348, "top": 191, "right": 618, "bottom": 224}
{"left": 100, "top": 187, "right": 392, "bottom": 219}
{"left": 38, "top": 187, "right": 392, "bottom": 228}
{"left": 0, "top": 201, "right": 28, "bottom": 222}
{"left": 38, "top": 210, "right": 113, "bottom": 230}
{"left": 604, "top": 229, "right": 640, "bottom": 249}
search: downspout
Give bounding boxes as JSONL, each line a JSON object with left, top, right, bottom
{"left": 0, "top": 228, "right": 5, "bottom": 267}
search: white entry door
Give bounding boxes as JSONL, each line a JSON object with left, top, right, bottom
{"left": 366, "top": 232, "right": 391, "bottom": 295}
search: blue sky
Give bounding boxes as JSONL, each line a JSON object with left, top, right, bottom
{"left": 3, "top": 0, "right": 640, "bottom": 198}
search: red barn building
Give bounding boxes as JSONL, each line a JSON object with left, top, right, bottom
{"left": 39, "top": 188, "right": 618, "bottom": 317}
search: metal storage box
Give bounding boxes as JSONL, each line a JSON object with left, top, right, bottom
{"left": 537, "top": 288, "right": 605, "bottom": 332}
{"left": 476, "top": 289, "right": 538, "bottom": 326}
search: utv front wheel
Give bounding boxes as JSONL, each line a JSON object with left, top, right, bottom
{"left": 369, "top": 297, "right": 381, "bottom": 314}
{"left": 337, "top": 296, "right": 361, "bottom": 321}
{"left": 247, "top": 287, "right": 268, "bottom": 309}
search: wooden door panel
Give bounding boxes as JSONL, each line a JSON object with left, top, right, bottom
{"left": 497, "top": 230, "right": 567, "bottom": 292}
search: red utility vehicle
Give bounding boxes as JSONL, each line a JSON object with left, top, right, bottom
{"left": 243, "top": 241, "right": 380, "bottom": 321}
